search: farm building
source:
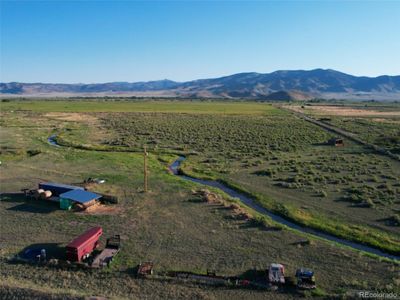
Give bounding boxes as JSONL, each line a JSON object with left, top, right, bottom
{"left": 59, "top": 189, "right": 102, "bottom": 210}
{"left": 328, "top": 138, "right": 344, "bottom": 147}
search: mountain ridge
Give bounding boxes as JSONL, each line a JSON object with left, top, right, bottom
{"left": 2, "top": 69, "right": 400, "bottom": 100}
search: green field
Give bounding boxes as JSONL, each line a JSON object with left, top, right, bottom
{"left": 0, "top": 100, "right": 399, "bottom": 299}
{"left": 95, "top": 111, "right": 400, "bottom": 254}
{"left": 0, "top": 100, "right": 283, "bottom": 115}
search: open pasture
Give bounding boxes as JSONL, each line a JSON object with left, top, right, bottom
{"left": 0, "top": 100, "right": 399, "bottom": 299}
{"left": 0, "top": 99, "right": 283, "bottom": 115}
{"left": 97, "top": 111, "right": 400, "bottom": 254}
{"left": 324, "top": 117, "right": 400, "bottom": 155}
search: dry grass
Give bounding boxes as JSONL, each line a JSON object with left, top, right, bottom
{"left": 44, "top": 112, "right": 99, "bottom": 123}
{"left": 287, "top": 105, "right": 400, "bottom": 116}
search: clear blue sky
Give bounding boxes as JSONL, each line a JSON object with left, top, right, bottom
{"left": 1, "top": 1, "right": 399, "bottom": 83}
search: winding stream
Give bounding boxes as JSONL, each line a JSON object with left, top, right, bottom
{"left": 47, "top": 136, "right": 399, "bottom": 260}
{"left": 170, "top": 156, "right": 399, "bottom": 261}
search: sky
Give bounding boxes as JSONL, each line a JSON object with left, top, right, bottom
{"left": 0, "top": 1, "right": 399, "bottom": 83}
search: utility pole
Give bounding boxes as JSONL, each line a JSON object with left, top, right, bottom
{"left": 144, "top": 145, "right": 148, "bottom": 193}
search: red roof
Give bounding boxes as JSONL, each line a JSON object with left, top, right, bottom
{"left": 67, "top": 226, "right": 102, "bottom": 249}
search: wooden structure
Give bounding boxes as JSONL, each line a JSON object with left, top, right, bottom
{"left": 137, "top": 261, "right": 154, "bottom": 277}
{"left": 59, "top": 189, "right": 102, "bottom": 210}
{"left": 328, "top": 138, "right": 344, "bottom": 147}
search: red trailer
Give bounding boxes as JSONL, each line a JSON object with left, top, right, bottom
{"left": 66, "top": 227, "right": 102, "bottom": 262}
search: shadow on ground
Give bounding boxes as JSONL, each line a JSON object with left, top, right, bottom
{"left": 18, "top": 243, "right": 66, "bottom": 261}
{"left": 7, "top": 201, "right": 59, "bottom": 214}
{"left": 0, "top": 192, "right": 26, "bottom": 203}
{"left": 2, "top": 193, "right": 59, "bottom": 214}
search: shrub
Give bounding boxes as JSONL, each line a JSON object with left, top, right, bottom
{"left": 364, "top": 198, "right": 375, "bottom": 208}
{"left": 253, "top": 169, "right": 274, "bottom": 176}
{"left": 319, "top": 190, "right": 328, "bottom": 198}
{"left": 275, "top": 203, "right": 290, "bottom": 217}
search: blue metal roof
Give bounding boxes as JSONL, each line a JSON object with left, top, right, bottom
{"left": 59, "top": 189, "right": 101, "bottom": 204}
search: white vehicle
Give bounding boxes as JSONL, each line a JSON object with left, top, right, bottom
{"left": 268, "top": 263, "right": 285, "bottom": 284}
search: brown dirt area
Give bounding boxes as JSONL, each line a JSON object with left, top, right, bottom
{"left": 44, "top": 112, "right": 99, "bottom": 124}
{"left": 287, "top": 105, "right": 400, "bottom": 116}
{"left": 77, "top": 202, "right": 121, "bottom": 215}
{"left": 44, "top": 112, "right": 111, "bottom": 144}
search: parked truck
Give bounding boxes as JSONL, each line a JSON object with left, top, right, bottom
{"left": 66, "top": 227, "right": 102, "bottom": 262}
{"left": 295, "top": 268, "right": 316, "bottom": 289}
{"left": 268, "top": 263, "right": 285, "bottom": 285}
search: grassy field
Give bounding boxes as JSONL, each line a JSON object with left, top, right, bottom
{"left": 93, "top": 111, "right": 400, "bottom": 254}
{"left": 1, "top": 100, "right": 399, "bottom": 299}
{"left": 0, "top": 99, "right": 284, "bottom": 115}
{"left": 284, "top": 103, "right": 400, "bottom": 155}
{"left": 325, "top": 117, "right": 400, "bottom": 154}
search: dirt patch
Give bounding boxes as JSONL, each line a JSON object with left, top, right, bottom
{"left": 45, "top": 112, "right": 99, "bottom": 124}
{"left": 287, "top": 105, "right": 400, "bottom": 117}
{"left": 229, "top": 204, "right": 251, "bottom": 221}
{"left": 192, "top": 189, "right": 222, "bottom": 204}
{"left": 192, "top": 189, "right": 252, "bottom": 221}
{"left": 45, "top": 112, "right": 111, "bottom": 144}
{"left": 77, "top": 202, "right": 121, "bottom": 215}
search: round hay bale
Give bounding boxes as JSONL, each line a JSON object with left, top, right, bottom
{"left": 35, "top": 189, "right": 45, "bottom": 195}
{"left": 41, "top": 190, "right": 52, "bottom": 199}
{"left": 34, "top": 189, "right": 45, "bottom": 199}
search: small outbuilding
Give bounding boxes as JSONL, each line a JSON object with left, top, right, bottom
{"left": 59, "top": 189, "right": 102, "bottom": 210}
{"left": 328, "top": 138, "right": 344, "bottom": 147}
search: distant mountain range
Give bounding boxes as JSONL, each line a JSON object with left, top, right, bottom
{"left": 1, "top": 69, "right": 400, "bottom": 100}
